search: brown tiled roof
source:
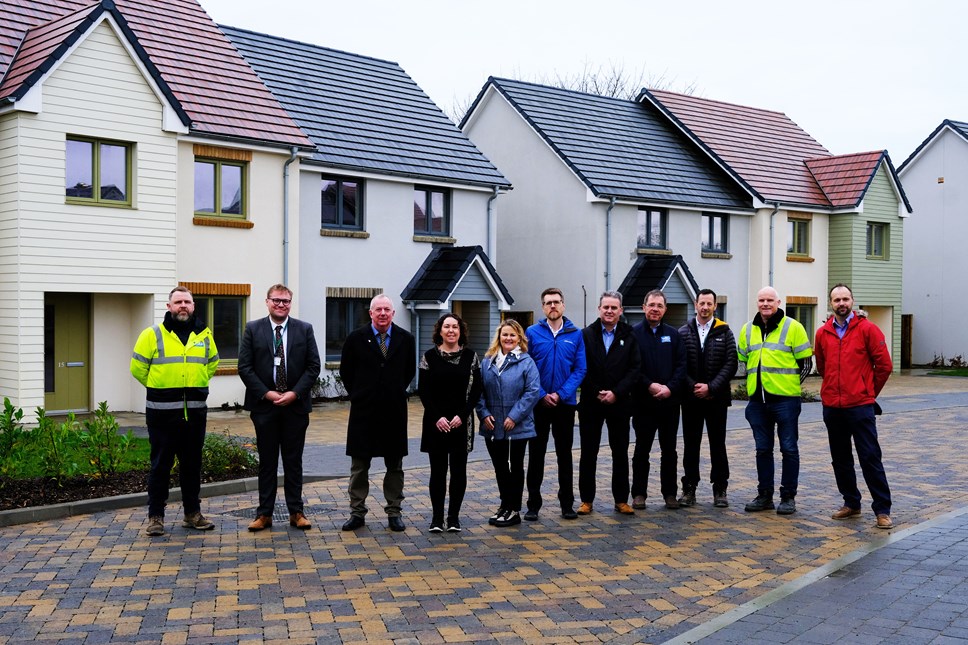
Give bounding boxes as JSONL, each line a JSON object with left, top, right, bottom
{"left": 805, "top": 151, "right": 885, "bottom": 209}
{"left": 0, "top": 0, "right": 312, "bottom": 149}
{"left": 643, "top": 89, "right": 833, "bottom": 207}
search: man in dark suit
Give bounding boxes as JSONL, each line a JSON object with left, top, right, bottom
{"left": 238, "top": 284, "right": 321, "bottom": 531}
{"left": 339, "top": 294, "right": 416, "bottom": 532}
{"left": 577, "top": 291, "right": 641, "bottom": 516}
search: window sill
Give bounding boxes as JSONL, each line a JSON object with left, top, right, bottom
{"left": 866, "top": 255, "right": 888, "bottom": 261}
{"left": 193, "top": 216, "right": 254, "bottom": 229}
{"left": 66, "top": 198, "right": 133, "bottom": 209}
{"left": 701, "top": 251, "right": 732, "bottom": 260}
{"left": 321, "top": 228, "right": 370, "bottom": 239}
{"left": 786, "top": 254, "right": 815, "bottom": 263}
{"left": 214, "top": 366, "right": 239, "bottom": 376}
{"left": 413, "top": 234, "right": 456, "bottom": 244}
{"left": 324, "top": 361, "right": 341, "bottom": 370}
{"left": 636, "top": 247, "right": 672, "bottom": 256}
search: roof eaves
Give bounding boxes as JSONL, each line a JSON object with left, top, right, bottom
{"left": 300, "top": 157, "right": 510, "bottom": 188}
{"left": 637, "top": 88, "right": 763, "bottom": 203}
{"left": 881, "top": 152, "right": 913, "bottom": 214}
{"left": 898, "top": 119, "right": 968, "bottom": 174}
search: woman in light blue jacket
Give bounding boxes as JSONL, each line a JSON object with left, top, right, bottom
{"left": 477, "top": 320, "right": 541, "bottom": 527}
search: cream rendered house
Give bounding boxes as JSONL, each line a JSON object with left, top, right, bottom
{"left": 0, "top": 0, "right": 313, "bottom": 415}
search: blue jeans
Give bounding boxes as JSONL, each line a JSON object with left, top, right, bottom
{"left": 745, "top": 396, "right": 800, "bottom": 499}
{"left": 823, "top": 405, "right": 891, "bottom": 515}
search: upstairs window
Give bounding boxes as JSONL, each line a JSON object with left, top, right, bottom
{"left": 702, "top": 213, "right": 728, "bottom": 252}
{"left": 787, "top": 219, "right": 810, "bottom": 256}
{"left": 413, "top": 187, "right": 450, "bottom": 236}
{"left": 637, "top": 207, "right": 667, "bottom": 249}
{"left": 866, "top": 222, "right": 888, "bottom": 259}
{"left": 65, "top": 137, "right": 132, "bottom": 206}
{"left": 194, "top": 159, "right": 246, "bottom": 217}
{"left": 321, "top": 176, "right": 363, "bottom": 229}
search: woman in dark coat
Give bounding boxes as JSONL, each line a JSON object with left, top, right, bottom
{"left": 418, "top": 313, "right": 482, "bottom": 533}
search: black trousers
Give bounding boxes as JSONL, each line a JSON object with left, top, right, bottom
{"left": 631, "top": 402, "right": 680, "bottom": 499}
{"left": 146, "top": 409, "right": 206, "bottom": 518}
{"left": 680, "top": 400, "right": 730, "bottom": 492}
{"left": 578, "top": 404, "right": 632, "bottom": 504}
{"left": 486, "top": 435, "right": 528, "bottom": 512}
{"left": 251, "top": 405, "right": 309, "bottom": 516}
{"left": 527, "top": 403, "right": 576, "bottom": 511}
{"left": 428, "top": 444, "right": 468, "bottom": 522}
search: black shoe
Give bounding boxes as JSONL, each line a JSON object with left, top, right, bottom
{"left": 388, "top": 516, "right": 406, "bottom": 532}
{"left": 776, "top": 497, "right": 797, "bottom": 515}
{"left": 561, "top": 507, "right": 578, "bottom": 520}
{"left": 664, "top": 495, "right": 681, "bottom": 510}
{"left": 446, "top": 518, "right": 461, "bottom": 532}
{"left": 342, "top": 515, "right": 365, "bottom": 531}
{"left": 428, "top": 518, "right": 444, "bottom": 533}
{"left": 744, "top": 495, "right": 775, "bottom": 512}
{"left": 678, "top": 490, "right": 696, "bottom": 507}
{"left": 488, "top": 506, "right": 506, "bottom": 526}
{"left": 524, "top": 509, "right": 539, "bottom": 521}
{"left": 495, "top": 510, "right": 521, "bottom": 527}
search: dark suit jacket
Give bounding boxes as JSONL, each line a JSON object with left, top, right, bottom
{"left": 579, "top": 320, "right": 640, "bottom": 414}
{"left": 340, "top": 323, "right": 416, "bottom": 458}
{"left": 238, "top": 316, "right": 321, "bottom": 414}
{"left": 632, "top": 320, "right": 687, "bottom": 406}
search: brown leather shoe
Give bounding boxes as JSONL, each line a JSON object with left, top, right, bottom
{"left": 832, "top": 506, "right": 862, "bottom": 520}
{"left": 289, "top": 512, "right": 311, "bottom": 530}
{"left": 614, "top": 502, "right": 635, "bottom": 515}
{"left": 664, "top": 495, "right": 680, "bottom": 510}
{"left": 577, "top": 502, "right": 593, "bottom": 515}
{"left": 876, "top": 514, "right": 894, "bottom": 529}
{"left": 248, "top": 515, "right": 272, "bottom": 531}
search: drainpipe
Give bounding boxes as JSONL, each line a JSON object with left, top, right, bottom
{"left": 768, "top": 201, "right": 779, "bottom": 287}
{"left": 605, "top": 197, "right": 617, "bottom": 290}
{"left": 282, "top": 146, "right": 298, "bottom": 285}
{"left": 486, "top": 186, "right": 499, "bottom": 261}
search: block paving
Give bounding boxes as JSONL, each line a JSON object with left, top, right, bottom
{"left": 0, "top": 374, "right": 966, "bottom": 643}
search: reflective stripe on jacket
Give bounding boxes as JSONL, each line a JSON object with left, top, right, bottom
{"left": 130, "top": 323, "right": 219, "bottom": 414}
{"left": 737, "top": 316, "right": 811, "bottom": 397}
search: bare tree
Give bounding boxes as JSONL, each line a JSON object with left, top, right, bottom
{"left": 447, "top": 60, "right": 697, "bottom": 125}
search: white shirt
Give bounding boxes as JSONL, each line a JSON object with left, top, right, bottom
{"left": 270, "top": 317, "right": 289, "bottom": 381}
{"left": 696, "top": 318, "right": 713, "bottom": 349}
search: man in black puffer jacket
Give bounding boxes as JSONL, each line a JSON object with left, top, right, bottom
{"left": 678, "top": 289, "right": 737, "bottom": 508}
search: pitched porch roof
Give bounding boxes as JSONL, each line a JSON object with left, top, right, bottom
{"left": 617, "top": 254, "right": 699, "bottom": 310}
{"left": 401, "top": 246, "right": 513, "bottom": 308}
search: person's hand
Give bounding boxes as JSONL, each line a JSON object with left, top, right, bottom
{"left": 435, "top": 416, "right": 451, "bottom": 432}
{"left": 448, "top": 415, "right": 462, "bottom": 428}
{"left": 265, "top": 390, "right": 282, "bottom": 403}
{"left": 694, "top": 383, "right": 710, "bottom": 399}
{"left": 648, "top": 383, "right": 662, "bottom": 396}
{"left": 503, "top": 417, "right": 516, "bottom": 432}
{"left": 541, "top": 393, "right": 560, "bottom": 407}
{"left": 597, "top": 390, "right": 616, "bottom": 405}
{"left": 273, "top": 391, "right": 297, "bottom": 406}
{"left": 483, "top": 416, "right": 495, "bottom": 431}
{"left": 652, "top": 384, "right": 671, "bottom": 400}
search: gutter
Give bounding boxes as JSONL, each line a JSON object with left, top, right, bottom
{"left": 282, "top": 146, "right": 298, "bottom": 285}
{"left": 769, "top": 201, "right": 779, "bottom": 286}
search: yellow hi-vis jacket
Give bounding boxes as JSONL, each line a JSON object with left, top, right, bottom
{"left": 737, "top": 314, "right": 812, "bottom": 397}
{"left": 130, "top": 321, "right": 219, "bottom": 417}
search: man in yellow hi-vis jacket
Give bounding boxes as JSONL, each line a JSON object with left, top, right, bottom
{"left": 131, "top": 286, "right": 219, "bottom": 537}
{"left": 737, "top": 286, "right": 812, "bottom": 517}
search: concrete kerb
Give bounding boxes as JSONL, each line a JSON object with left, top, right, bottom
{"left": 0, "top": 474, "right": 339, "bottom": 528}
{"left": 663, "top": 500, "right": 968, "bottom": 644}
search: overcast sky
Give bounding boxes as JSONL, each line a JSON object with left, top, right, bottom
{"left": 204, "top": 0, "right": 965, "bottom": 163}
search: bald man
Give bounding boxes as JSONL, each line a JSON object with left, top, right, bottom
{"left": 736, "top": 287, "right": 813, "bottom": 516}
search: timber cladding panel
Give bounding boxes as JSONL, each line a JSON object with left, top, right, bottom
{"left": 193, "top": 144, "right": 252, "bottom": 162}
{"left": 180, "top": 282, "right": 251, "bottom": 296}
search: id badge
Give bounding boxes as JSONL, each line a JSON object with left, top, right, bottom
{"left": 274, "top": 357, "right": 282, "bottom": 366}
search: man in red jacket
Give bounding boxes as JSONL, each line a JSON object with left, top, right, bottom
{"left": 814, "top": 284, "right": 894, "bottom": 529}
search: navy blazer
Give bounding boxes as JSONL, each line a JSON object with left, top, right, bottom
{"left": 238, "top": 316, "right": 321, "bottom": 414}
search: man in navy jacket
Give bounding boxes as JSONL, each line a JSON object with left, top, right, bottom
{"left": 631, "top": 289, "right": 687, "bottom": 510}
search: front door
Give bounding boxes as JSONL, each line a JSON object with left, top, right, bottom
{"left": 44, "top": 293, "right": 91, "bottom": 413}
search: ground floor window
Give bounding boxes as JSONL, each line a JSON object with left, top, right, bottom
{"left": 326, "top": 297, "right": 370, "bottom": 362}
{"left": 193, "top": 296, "right": 245, "bottom": 363}
{"left": 785, "top": 304, "right": 814, "bottom": 335}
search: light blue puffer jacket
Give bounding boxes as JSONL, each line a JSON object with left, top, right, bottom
{"left": 476, "top": 351, "right": 541, "bottom": 441}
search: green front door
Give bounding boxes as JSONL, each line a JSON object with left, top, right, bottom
{"left": 44, "top": 293, "right": 90, "bottom": 413}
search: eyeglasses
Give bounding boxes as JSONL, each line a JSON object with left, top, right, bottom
{"left": 268, "top": 298, "right": 292, "bottom": 306}
{"left": 542, "top": 299, "right": 563, "bottom": 307}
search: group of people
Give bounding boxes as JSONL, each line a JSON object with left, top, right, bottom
{"left": 131, "top": 281, "right": 895, "bottom": 537}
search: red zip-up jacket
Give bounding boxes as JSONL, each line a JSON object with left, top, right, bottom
{"left": 814, "top": 314, "right": 892, "bottom": 408}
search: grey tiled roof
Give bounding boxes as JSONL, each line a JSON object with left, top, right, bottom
{"left": 899, "top": 119, "right": 968, "bottom": 173}
{"left": 465, "top": 78, "right": 750, "bottom": 210}
{"left": 617, "top": 254, "right": 699, "bottom": 309}
{"left": 401, "top": 246, "right": 512, "bottom": 305}
{"left": 222, "top": 26, "right": 509, "bottom": 188}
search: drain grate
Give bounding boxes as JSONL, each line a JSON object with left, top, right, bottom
{"left": 226, "top": 504, "right": 342, "bottom": 522}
